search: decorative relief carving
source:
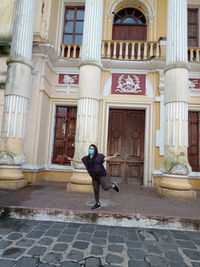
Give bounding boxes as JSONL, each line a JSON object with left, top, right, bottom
{"left": 59, "top": 74, "right": 79, "bottom": 85}
{"left": 189, "top": 79, "right": 200, "bottom": 90}
{"left": 112, "top": 74, "right": 145, "bottom": 95}
{"left": 0, "top": 150, "right": 26, "bottom": 165}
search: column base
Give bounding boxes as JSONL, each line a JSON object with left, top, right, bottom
{"left": 66, "top": 171, "right": 93, "bottom": 194}
{"left": 156, "top": 175, "right": 196, "bottom": 200}
{"left": 0, "top": 179, "right": 27, "bottom": 190}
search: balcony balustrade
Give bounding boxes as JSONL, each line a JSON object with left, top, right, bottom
{"left": 60, "top": 41, "right": 200, "bottom": 63}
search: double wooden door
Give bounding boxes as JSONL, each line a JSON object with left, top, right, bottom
{"left": 107, "top": 109, "right": 145, "bottom": 184}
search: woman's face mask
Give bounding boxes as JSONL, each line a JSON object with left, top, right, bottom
{"left": 88, "top": 149, "right": 94, "bottom": 155}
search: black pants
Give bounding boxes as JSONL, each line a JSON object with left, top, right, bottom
{"left": 92, "top": 176, "right": 112, "bottom": 203}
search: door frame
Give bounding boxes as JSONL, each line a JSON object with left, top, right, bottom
{"left": 102, "top": 101, "right": 153, "bottom": 186}
{"left": 48, "top": 100, "right": 77, "bottom": 170}
{"left": 188, "top": 105, "right": 200, "bottom": 177}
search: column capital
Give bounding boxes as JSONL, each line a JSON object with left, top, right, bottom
{"left": 164, "top": 63, "right": 190, "bottom": 74}
{"left": 79, "top": 60, "right": 103, "bottom": 70}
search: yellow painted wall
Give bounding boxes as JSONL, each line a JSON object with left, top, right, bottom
{"left": 157, "top": 0, "right": 167, "bottom": 40}
{"left": 0, "top": 0, "right": 15, "bottom": 42}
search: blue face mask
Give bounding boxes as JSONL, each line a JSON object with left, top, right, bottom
{"left": 88, "top": 149, "right": 94, "bottom": 154}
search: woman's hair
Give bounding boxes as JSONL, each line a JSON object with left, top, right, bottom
{"left": 89, "top": 144, "right": 98, "bottom": 157}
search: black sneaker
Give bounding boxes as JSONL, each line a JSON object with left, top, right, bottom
{"left": 91, "top": 203, "right": 101, "bottom": 210}
{"left": 112, "top": 182, "right": 120, "bottom": 192}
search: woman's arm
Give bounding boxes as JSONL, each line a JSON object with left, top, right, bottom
{"left": 66, "top": 156, "right": 82, "bottom": 163}
{"left": 104, "top": 152, "right": 118, "bottom": 161}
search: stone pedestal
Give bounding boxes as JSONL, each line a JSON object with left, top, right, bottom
{"left": 67, "top": 172, "right": 93, "bottom": 194}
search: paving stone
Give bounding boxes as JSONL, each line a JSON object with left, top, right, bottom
{"left": 67, "top": 250, "right": 84, "bottom": 261}
{"left": 7, "top": 232, "right": 23, "bottom": 240}
{"left": 15, "top": 256, "right": 38, "bottom": 267}
{"left": 79, "top": 225, "right": 95, "bottom": 233}
{"left": 37, "top": 237, "right": 54, "bottom": 245}
{"left": 0, "top": 239, "right": 12, "bottom": 249}
{"left": 182, "top": 249, "right": 200, "bottom": 260}
{"left": 146, "top": 255, "right": 168, "bottom": 267}
{"left": 67, "top": 223, "right": 82, "bottom": 228}
{"left": 128, "top": 260, "right": 150, "bottom": 267}
{"left": 108, "top": 235, "right": 124, "bottom": 243}
{"left": 166, "top": 251, "right": 183, "bottom": 262}
{"left": 167, "top": 262, "right": 188, "bottom": 267}
{"left": 52, "top": 243, "right": 68, "bottom": 251}
{"left": 45, "top": 229, "right": 61, "bottom": 237}
{"left": 0, "top": 228, "right": 12, "bottom": 235}
{"left": 60, "top": 262, "right": 81, "bottom": 267}
{"left": 93, "top": 231, "right": 107, "bottom": 238}
{"left": 90, "top": 245, "right": 104, "bottom": 255}
{"left": 126, "top": 241, "right": 143, "bottom": 248}
{"left": 2, "top": 247, "right": 26, "bottom": 259}
{"left": 108, "top": 244, "right": 123, "bottom": 253}
{"left": 43, "top": 252, "right": 62, "bottom": 264}
{"left": 85, "top": 257, "right": 102, "bottom": 267}
{"left": 62, "top": 228, "right": 78, "bottom": 235}
{"left": 91, "top": 237, "right": 107, "bottom": 245}
{"left": 191, "top": 262, "right": 200, "bottom": 267}
{"left": 106, "top": 253, "right": 124, "bottom": 264}
{"left": 26, "top": 230, "right": 44, "bottom": 238}
{"left": 16, "top": 238, "right": 35, "bottom": 247}
{"left": 176, "top": 240, "right": 197, "bottom": 249}
{"left": 51, "top": 222, "right": 67, "bottom": 229}
{"left": 160, "top": 242, "right": 178, "bottom": 251}
{"left": 145, "top": 243, "right": 163, "bottom": 254}
{"left": 37, "top": 264, "right": 53, "bottom": 267}
{"left": 27, "top": 246, "right": 47, "bottom": 256}
{"left": 76, "top": 233, "right": 92, "bottom": 241}
{"left": 186, "top": 231, "right": 200, "bottom": 240}
{"left": 0, "top": 259, "right": 16, "bottom": 267}
{"left": 72, "top": 241, "right": 89, "bottom": 250}
{"left": 193, "top": 239, "right": 200, "bottom": 246}
{"left": 138, "top": 230, "right": 157, "bottom": 241}
{"left": 171, "top": 231, "right": 189, "bottom": 240}
{"left": 57, "top": 234, "right": 74, "bottom": 242}
{"left": 127, "top": 249, "right": 145, "bottom": 260}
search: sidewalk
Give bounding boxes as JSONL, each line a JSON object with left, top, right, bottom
{"left": 0, "top": 180, "right": 199, "bottom": 230}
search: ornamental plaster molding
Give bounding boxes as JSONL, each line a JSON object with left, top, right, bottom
{"left": 107, "top": 0, "right": 155, "bottom": 20}
{"left": 0, "top": 150, "right": 26, "bottom": 165}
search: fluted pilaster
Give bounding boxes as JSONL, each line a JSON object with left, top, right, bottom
{"left": 81, "top": 0, "right": 103, "bottom": 62}
{"left": 166, "top": 0, "right": 188, "bottom": 64}
{"left": 10, "top": 0, "right": 35, "bottom": 61}
{"left": 1, "top": 95, "right": 28, "bottom": 139}
{"left": 165, "top": 102, "right": 188, "bottom": 148}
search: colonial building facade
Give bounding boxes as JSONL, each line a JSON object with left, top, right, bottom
{"left": 0, "top": 0, "right": 200, "bottom": 199}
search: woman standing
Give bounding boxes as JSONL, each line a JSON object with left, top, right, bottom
{"left": 67, "top": 144, "right": 120, "bottom": 210}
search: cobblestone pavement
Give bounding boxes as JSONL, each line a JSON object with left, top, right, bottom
{"left": 0, "top": 219, "right": 199, "bottom": 267}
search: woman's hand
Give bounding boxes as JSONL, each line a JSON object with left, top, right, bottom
{"left": 113, "top": 152, "right": 118, "bottom": 157}
{"left": 104, "top": 152, "right": 118, "bottom": 161}
{"left": 66, "top": 156, "right": 72, "bottom": 161}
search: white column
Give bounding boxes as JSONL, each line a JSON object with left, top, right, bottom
{"left": 73, "top": 0, "right": 103, "bottom": 161}
{"left": 158, "top": 0, "right": 196, "bottom": 199}
{"left": 166, "top": 0, "right": 188, "bottom": 64}
{"left": 0, "top": 0, "right": 35, "bottom": 185}
{"left": 68, "top": 0, "right": 103, "bottom": 192}
{"left": 81, "top": 0, "right": 103, "bottom": 62}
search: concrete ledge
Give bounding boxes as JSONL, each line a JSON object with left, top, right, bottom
{"left": 0, "top": 179, "right": 27, "bottom": 189}
{"left": 156, "top": 187, "right": 196, "bottom": 200}
{"left": 67, "top": 183, "right": 93, "bottom": 194}
{"left": 0, "top": 206, "right": 200, "bottom": 231}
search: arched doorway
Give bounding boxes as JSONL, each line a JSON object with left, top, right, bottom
{"left": 112, "top": 8, "right": 147, "bottom": 41}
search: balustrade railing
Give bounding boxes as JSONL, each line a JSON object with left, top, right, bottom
{"left": 102, "top": 40, "right": 160, "bottom": 60}
{"left": 60, "top": 42, "right": 200, "bottom": 63}
{"left": 188, "top": 47, "right": 200, "bottom": 62}
{"left": 61, "top": 44, "right": 82, "bottom": 59}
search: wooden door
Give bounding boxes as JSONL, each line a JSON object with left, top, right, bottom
{"left": 107, "top": 109, "right": 145, "bottom": 184}
{"left": 188, "top": 111, "right": 200, "bottom": 171}
{"left": 113, "top": 25, "right": 147, "bottom": 41}
{"left": 52, "top": 106, "right": 77, "bottom": 165}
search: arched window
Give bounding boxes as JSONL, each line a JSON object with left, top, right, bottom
{"left": 113, "top": 8, "right": 147, "bottom": 41}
